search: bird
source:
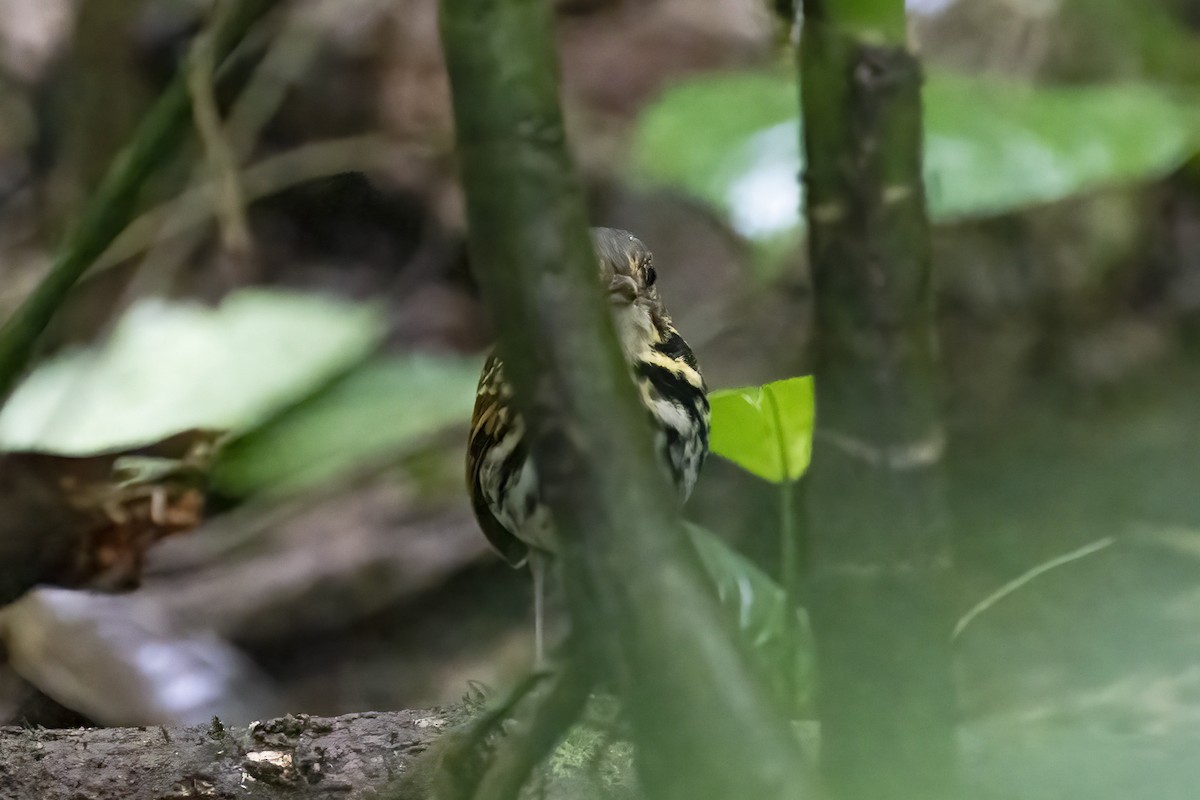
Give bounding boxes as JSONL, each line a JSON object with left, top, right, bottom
{"left": 466, "top": 227, "right": 710, "bottom": 664}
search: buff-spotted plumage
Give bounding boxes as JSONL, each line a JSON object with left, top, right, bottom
{"left": 467, "top": 228, "right": 710, "bottom": 661}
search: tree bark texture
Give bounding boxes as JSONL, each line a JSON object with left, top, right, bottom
{"left": 0, "top": 709, "right": 448, "bottom": 800}
{"left": 438, "top": 1, "right": 812, "bottom": 798}
{"left": 799, "top": 3, "right": 962, "bottom": 800}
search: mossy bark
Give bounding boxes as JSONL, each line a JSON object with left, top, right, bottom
{"left": 439, "top": 1, "right": 813, "bottom": 798}
{"left": 798, "top": 3, "right": 961, "bottom": 799}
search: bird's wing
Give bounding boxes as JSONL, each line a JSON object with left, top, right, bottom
{"left": 467, "top": 353, "right": 530, "bottom": 567}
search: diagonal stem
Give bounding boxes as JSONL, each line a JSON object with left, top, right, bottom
{"left": 0, "top": 0, "right": 281, "bottom": 407}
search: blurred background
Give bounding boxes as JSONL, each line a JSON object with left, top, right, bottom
{"left": 3, "top": 0, "right": 1200, "bottom": 792}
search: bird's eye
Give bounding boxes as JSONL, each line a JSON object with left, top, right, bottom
{"left": 644, "top": 265, "right": 657, "bottom": 287}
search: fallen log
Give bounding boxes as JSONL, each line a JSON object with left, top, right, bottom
{"left": 0, "top": 709, "right": 452, "bottom": 799}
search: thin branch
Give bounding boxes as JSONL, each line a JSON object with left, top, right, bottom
{"left": 133, "top": 0, "right": 331, "bottom": 286}
{"left": 92, "top": 135, "right": 394, "bottom": 274}
{"left": 185, "top": 3, "right": 254, "bottom": 261}
{"left": 225, "top": 0, "right": 331, "bottom": 157}
{"left": 953, "top": 537, "right": 1115, "bottom": 640}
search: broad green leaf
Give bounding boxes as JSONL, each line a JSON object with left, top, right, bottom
{"left": 211, "top": 354, "right": 482, "bottom": 495}
{"left": 708, "top": 376, "right": 814, "bottom": 483}
{"left": 0, "top": 290, "right": 383, "bottom": 455}
{"left": 923, "top": 74, "right": 1194, "bottom": 217}
{"left": 632, "top": 70, "right": 1196, "bottom": 269}
{"left": 687, "top": 522, "right": 813, "bottom": 713}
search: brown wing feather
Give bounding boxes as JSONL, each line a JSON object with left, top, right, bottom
{"left": 467, "top": 354, "right": 530, "bottom": 567}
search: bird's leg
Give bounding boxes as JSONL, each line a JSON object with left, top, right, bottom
{"left": 529, "top": 550, "right": 548, "bottom": 668}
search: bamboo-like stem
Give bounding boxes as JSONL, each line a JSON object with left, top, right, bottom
{"left": 798, "top": 0, "right": 961, "bottom": 798}
{"left": 0, "top": 0, "right": 281, "bottom": 405}
{"left": 439, "top": 0, "right": 812, "bottom": 798}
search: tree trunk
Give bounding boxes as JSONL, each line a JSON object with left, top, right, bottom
{"left": 798, "top": 2, "right": 962, "bottom": 799}
{"left": 438, "top": 0, "right": 813, "bottom": 798}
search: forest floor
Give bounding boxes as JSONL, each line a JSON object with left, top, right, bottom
{"left": 229, "top": 349, "right": 1200, "bottom": 800}
{"left": 949, "top": 354, "right": 1200, "bottom": 799}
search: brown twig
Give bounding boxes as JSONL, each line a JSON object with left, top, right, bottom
{"left": 92, "top": 136, "right": 395, "bottom": 274}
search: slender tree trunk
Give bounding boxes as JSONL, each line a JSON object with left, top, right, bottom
{"left": 438, "top": 1, "right": 813, "bottom": 798}
{"left": 798, "top": 2, "right": 961, "bottom": 799}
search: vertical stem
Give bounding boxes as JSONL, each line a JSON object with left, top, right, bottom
{"left": 765, "top": 387, "right": 797, "bottom": 591}
{"left": 186, "top": 6, "right": 255, "bottom": 261}
{"left": 49, "top": 0, "right": 151, "bottom": 230}
{"left": 779, "top": 481, "right": 796, "bottom": 597}
{"left": 529, "top": 550, "right": 547, "bottom": 668}
{"left": 778, "top": 476, "right": 801, "bottom": 711}
{"left": 798, "top": 0, "right": 961, "bottom": 798}
{"left": 765, "top": 386, "right": 800, "bottom": 709}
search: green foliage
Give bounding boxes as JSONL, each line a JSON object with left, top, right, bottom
{"left": 212, "top": 354, "right": 482, "bottom": 496}
{"left": 0, "top": 290, "right": 382, "bottom": 455}
{"left": 632, "top": 74, "right": 798, "bottom": 236}
{"left": 535, "top": 524, "right": 818, "bottom": 790}
{"left": 706, "top": 376, "right": 814, "bottom": 712}
{"left": 632, "top": 70, "right": 1196, "bottom": 271}
{"left": 708, "top": 376, "right": 814, "bottom": 483}
{"left": 631, "top": 73, "right": 804, "bottom": 273}
{"left": 547, "top": 695, "right": 636, "bottom": 793}
{"left": 923, "top": 74, "right": 1193, "bottom": 218}
{"left": 688, "top": 522, "right": 813, "bottom": 713}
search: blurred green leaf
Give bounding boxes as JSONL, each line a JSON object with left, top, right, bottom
{"left": 632, "top": 73, "right": 803, "bottom": 272}
{"left": 708, "top": 376, "right": 814, "bottom": 483}
{"left": 923, "top": 74, "right": 1194, "bottom": 217}
{"left": 632, "top": 71, "right": 1196, "bottom": 266}
{"left": 0, "top": 290, "right": 383, "bottom": 455}
{"left": 211, "top": 353, "right": 483, "bottom": 495}
{"left": 687, "top": 522, "right": 812, "bottom": 713}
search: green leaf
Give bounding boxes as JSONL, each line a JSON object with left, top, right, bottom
{"left": 211, "top": 353, "right": 483, "bottom": 495}
{"left": 923, "top": 74, "right": 1194, "bottom": 218}
{"left": 631, "top": 73, "right": 802, "bottom": 267}
{"left": 708, "top": 376, "right": 814, "bottom": 484}
{"left": 0, "top": 290, "right": 383, "bottom": 455}
{"left": 632, "top": 70, "right": 1196, "bottom": 265}
{"left": 687, "top": 522, "right": 813, "bottom": 713}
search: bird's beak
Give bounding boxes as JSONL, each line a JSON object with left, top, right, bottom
{"left": 607, "top": 274, "right": 638, "bottom": 305}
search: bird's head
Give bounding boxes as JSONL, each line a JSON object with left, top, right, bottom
{"left": 590, "top": 227, "right": 668, "bottom": 358}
